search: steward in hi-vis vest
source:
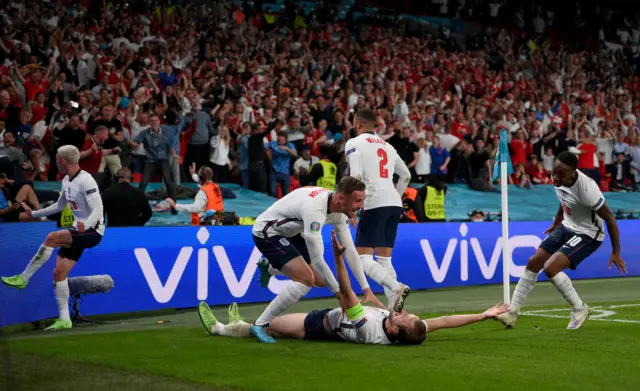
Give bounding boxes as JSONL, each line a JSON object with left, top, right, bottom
{"left": 417, "top": 185, "right": 446, "bottom": 222}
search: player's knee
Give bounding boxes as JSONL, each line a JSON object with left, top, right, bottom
{"left": 526, "top": 255, "right": 545, "bottom": 273}
{"left": 52, "top": 267, "right": 62, "bottom": 282}
{"left": 44, "top": 232, "right": 59, "bottom": 247}
{"left": 542, "top": 259, "right": 562, "bottom": 278}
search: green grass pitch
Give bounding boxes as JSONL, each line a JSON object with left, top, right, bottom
{"left": 2, "top": 277, "right": 640, "bottom": 391}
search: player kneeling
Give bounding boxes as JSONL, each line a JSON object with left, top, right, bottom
{"left": 197, "top": 232, "right": 509, "bottom": 346}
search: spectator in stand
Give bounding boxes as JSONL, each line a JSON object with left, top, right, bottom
{"left": 293, "top": 145, "right": 319, "bottom": 186}
{"left": 577, "top": 132, "right": 600, "bottom": 182}
{"left": 415, "top": 138, "right": 432, "bottom": 183}
{"left": 0, "top": 132, "right": 28, "bottom": 180}
{"left": 429, "top": 135, "right": 450, "bottom": 183}
{"left": 531, "top": 161, "right": 551, "bottom": 185}
{"left": 0, "top": 90, "right": 20, "bottom": 133}
{"left": 247, "top": 123, "right": 269, "bottom": 193}
{"left": 468, "top": 138, "right": 494, "bottom": 192}
{"left": 609, "top": 153, "right": 631, "bottom": 191}
{"left": 542, "top": 147, "right": 555, "bottom": 173}
{"left": 102, "top": 168, "right": 152, "bottom": 227}
{"left": 510, "top": 129, "right": 529, "bottom": 167}
{"left": 80, "top": 126, "right": 116, "bottom": 175}
{"left": 131, "top": 114, "right": 179, "bottom": 213}
{"left": 268, "top": 131, "right": 297, "bottom": 197}
{"left": 390, "top": 125, "right": 419, "bottom": 179}
{"left": 184, "top": 101, "right": 216, "bottom": 176}
{"left": 210, "top": 125, "right": 232, "bottom": 183}
{"left": 630, "top": 134, "right": 640, "bottom": 190}
{"left": 512, "top": 164, "right": 533, "bottom": 189}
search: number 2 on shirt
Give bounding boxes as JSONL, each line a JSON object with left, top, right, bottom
{"left": 377, "top": 148, "right": 389, "bottom": 178}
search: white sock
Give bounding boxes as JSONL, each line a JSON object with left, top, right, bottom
{"left": 361, "top": 255, "right": 400, "bottom": 292}
{"left": 212, "top": 321, "right": 251, "bottom": 337}
{"left": 509, "top": 269, "right": 539, "bottom": 313}
{"left": 21, "top": 245, "right": 55, "bottom": 282}
{"left": 255, "top": 282, "right": 311, "bottom": 326}
{"left": 267, "top": 264, "right": 284, "bottom": 277}
{"left": 54, "top": 279, "right": 70, "bottom": 321}
{"left": 550, "top": 272, "right": 584, "bottom": 312}
{"left": 376, "top": 256, "right": 397, "bottom": 300}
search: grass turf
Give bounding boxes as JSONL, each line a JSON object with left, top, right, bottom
{"left": 2, "top": 278, "right": 640, "bottom": 391}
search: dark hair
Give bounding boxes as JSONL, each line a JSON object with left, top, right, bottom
{"left": 335, "top": 176, "right": 366, "bottom": 195}
{"left": 355, "top": 108, "right": 377, "bottom": 124}
{"left": 556, "top": 151, "right": 578, "bottom": 169}
{"left": 397, "top": 318, "right": 427, "bottom": 346}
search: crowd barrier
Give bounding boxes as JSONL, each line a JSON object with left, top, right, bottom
{"left": 1, "top": 221, "right": 637, "bottom": 327}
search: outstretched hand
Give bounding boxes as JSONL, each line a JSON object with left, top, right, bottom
{"left": 331, "top": 231, "right": 346, "bottom": 256}
{"left": 482, "top": 302, "right": 509, "bottom": 320}
{"left": 609, "top": 253, "right": 627, "bottom": 274}
{"left": 362, "top": 288, "right": 386, "bottom": 310}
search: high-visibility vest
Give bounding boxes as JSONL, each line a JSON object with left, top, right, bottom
{"left": 60, "top": 204, "right": 74, "bottom": 228}
{"left": 191, "top": 182, "right": 224, "bottom": 226}
{"left": 239, "top": 216, "right": 255, "bottom": 225}
{"left": 423, "top": 185, "right": 446, "bottom": 220}
{"left": 403, "top": 187, "right": 418, "bottom": 223}
{"left": 314, "top": 160, "right": 337, "bottom": 190}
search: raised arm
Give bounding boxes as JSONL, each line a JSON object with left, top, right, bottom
{"left": 331, "top": 231, "right": 359, "bottom": 309}
{"left": 302, "top": 211, "right": 339, "bottom": 294}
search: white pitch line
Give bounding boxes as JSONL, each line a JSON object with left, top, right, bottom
{"left": 520, "top": 312, "right": 640, "bottom": 324}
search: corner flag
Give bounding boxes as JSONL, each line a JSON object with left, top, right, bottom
{"left": 491, "top": 129, "right": 513, "bottom": 181}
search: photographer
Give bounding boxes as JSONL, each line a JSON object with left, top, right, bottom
{"left": 164, "top": 165, "right": 224, "bottom": 226}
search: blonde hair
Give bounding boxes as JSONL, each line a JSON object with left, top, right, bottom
{"left": 57, "top": 145, "right": 80, "bottom": 164}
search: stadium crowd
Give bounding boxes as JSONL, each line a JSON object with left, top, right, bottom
{"left": 1, "top": 0, "right": 640, "bottom": 224}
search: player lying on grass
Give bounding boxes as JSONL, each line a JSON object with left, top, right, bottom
{"left": 197, "top": 231, "right": 510, "bottom": 345}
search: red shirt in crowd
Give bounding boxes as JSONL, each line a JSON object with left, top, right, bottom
{"left": 510, "top": 139, "right": 528, "bottom": 166}
{"left": 577, "top": 143, "right": 597, "bottom": 170}
{"left": 24, "top": 80, "right": 49, "bottom": 102}
{"left": 79, "top": 137, "right": 102, "bottom": 173}
{"left": 304, "top": 129, "right": 325, "bottom": 156}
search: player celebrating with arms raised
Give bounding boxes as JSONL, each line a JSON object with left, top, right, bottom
{"left": 345, "top": 109, "right": 412, "bottom": 307}
{"left": 497, "top": 152, "right": 626, "bottom": 330}
{"left": 250, "top": 176, "right": 408, "bottom": 343}
{"left": 1, "top": 145, "right": 104, "bottom": 330}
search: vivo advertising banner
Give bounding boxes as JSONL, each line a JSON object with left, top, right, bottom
{"left": 0, "top": 221, "right": 637, "bottom": 327}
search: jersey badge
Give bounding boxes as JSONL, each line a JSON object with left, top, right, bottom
{"left": 309, "top": 221, "right": 321, "bottom": 232}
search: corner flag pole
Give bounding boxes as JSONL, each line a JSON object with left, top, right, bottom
{"left": 500, "top": 160, "right": 511, "bottom": 305}
{"left": 492, "top": 129, "right": 513, "bottom": 305}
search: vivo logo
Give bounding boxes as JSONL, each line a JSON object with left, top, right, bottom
{"left": 134, "top": 228, "right": 290, "bottom": 303}
{"left": 420, "top": 223, "right": 541, "bottom": 283}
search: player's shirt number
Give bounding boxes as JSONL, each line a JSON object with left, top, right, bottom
{"left": 566, "top": 236, "right": 582, "bottom": 247}
{"left": 69, "top": 201, "right": 78, "bottom": 210}
{"left": 377, "top": 148, "right": 389, "bottom": 178}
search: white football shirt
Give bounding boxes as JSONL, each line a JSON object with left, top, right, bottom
{"left": 253, "top": 187, "right": 360, "bottom": 294}
{"left": 345, "top": 133, "right": 411, "bottom": 210}
{"left": 33, "top": 170, "right": 105, "bottom": 235}
{"left": 253, "top": 187, "right": 350, "bottom": 239}
{"left": 555, "top": 170, "right": 605, "bottom": 241}
{"left": 326, "top": 306, "right": 392, "bottom": 345}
